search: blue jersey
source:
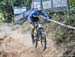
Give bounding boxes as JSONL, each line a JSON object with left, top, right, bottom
{"left": 28, "top": 9, "right": 49, "bottom": 22}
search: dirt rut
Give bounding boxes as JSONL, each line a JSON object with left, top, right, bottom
{"left": 0, "top": 23, "right": 64, "bottom": 57}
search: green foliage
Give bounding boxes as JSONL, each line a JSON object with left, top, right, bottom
{"left": 24, "top": 0, "right": 32, "bottom": 10}
{"left": 0, "top": 0, "right": 32, "bottom": 23}
{"left": 49, "top": 13, "right": 75, "bottom": 56}
{"left": 0, "top": 0, "right": 75, "bottom": 23}
{"left": 70, "top": 0, "right": 75, "bottom": 7}
{"left": 69, "top": 0, "right": 75, "bottom": 14}
{"left": 0, "top": 12, "right": 5, "bottom": 22}
{"left": 1, "top": 0, "right": 14, "bottom": 23}
{"left": 24, "top": 0, "right": 32, "bottom": 6}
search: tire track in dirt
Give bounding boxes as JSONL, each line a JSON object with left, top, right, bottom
{"left": 0, "top": 23, "right": 64, "bottom": 57}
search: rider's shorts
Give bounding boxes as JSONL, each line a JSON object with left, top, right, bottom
{"left": 31, "top": 16, "right": 39, "bottom": 22}
{"left": 30, "top": 16, "right": 39, "bottom": 29}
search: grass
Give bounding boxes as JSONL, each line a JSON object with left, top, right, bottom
{"left": 0, "top": 12, "right": 5, "bottom": 23}
{"left": 48, "top": 13, "right": 75, "bottom": 56}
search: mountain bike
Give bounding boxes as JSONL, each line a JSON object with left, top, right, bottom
{"left": 31, "top": 20, "right": 47, "bottom": 50}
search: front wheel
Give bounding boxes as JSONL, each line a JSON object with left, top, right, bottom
{"left": 33, "top": 33, "right": 38, "bottom": 48}
{"left": 39, "top": 29, "right": 46, "bottom": 50}
{"left": 31, "top": 28, "right": 38, "bottom": 48}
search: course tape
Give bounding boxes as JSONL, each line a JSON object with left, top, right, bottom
{"left": 49, "top": 19, "right": 75, "bottom": 30}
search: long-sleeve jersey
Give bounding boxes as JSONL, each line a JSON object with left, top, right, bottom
{"left": 28, "top": 9, "right": 49, "bottom": 22}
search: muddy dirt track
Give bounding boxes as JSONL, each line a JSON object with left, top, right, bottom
{"left": 0, "top": 22, "right": 64, "bottom": 57}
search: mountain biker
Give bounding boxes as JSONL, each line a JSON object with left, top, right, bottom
{"left": 28, "top": 6, "right": 50, "bottom": 44}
